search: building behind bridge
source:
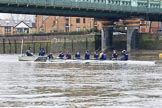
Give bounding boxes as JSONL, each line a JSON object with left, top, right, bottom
{"left": 0, "top": 15, "right": 161, "bottom": 35}
{"left": 35, "top": 15, "right": 100, "bottom": 33}
{"left": 0, "top": 19, "right": 35, "bottom": 35}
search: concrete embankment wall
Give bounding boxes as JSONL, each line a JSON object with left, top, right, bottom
{"left": 0, "top": 34, "right": 95, "bottom": 54}
{"left": 0, "top": 33, "right": 161, "bottom": 54}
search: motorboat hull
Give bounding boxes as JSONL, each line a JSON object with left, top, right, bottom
{"left": 18, "top": 55, "right": 47, "bottom": 62}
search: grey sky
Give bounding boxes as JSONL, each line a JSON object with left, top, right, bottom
{"left": 0, "top": 13, "right": 35, "bottom": 21}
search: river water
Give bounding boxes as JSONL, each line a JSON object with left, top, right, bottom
{"left": 0, "top": 55, "right": 162, "bottom": 108}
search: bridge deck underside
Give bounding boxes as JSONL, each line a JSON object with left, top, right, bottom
{"left": 0, "top": 0, "right": 161, "bottom": 21}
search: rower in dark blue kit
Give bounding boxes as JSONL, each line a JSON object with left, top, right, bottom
{"left": 58, "top": 51, "right": 64, "bottom": 59}
{"left": 110, "top": 50, "right": 118, "bottom": 60}
{"left": 47, "top": 53, "right": 54, "bottom": 60}
{"left": 99, "top": 50, "right": 107, "bottom": 60}
{"left": 94, "top": 51, "right": 99, "bottom": 60}
{"left": 84, "top": 50, "right": 90, "bottom": 60}
{"left": 66, "top": 52, "right": 72, "bottom": 59}
{"left": 120, "top": 50, "right": 128, "bottom": 61}
{"left": 75, "top": 51, "right": 81, "bottom": 59}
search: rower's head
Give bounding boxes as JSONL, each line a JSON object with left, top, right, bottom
{"left": 113, "top": 50, "right": 116, "bottom": 54}
{"left": 102, "top": 49, "right": 106, "bottom": 53}
{"left": 28, "top": 47, "right": 31, "bottom": 50}
{"left": 122, "top": 50, "right": 126, "bottom": 54}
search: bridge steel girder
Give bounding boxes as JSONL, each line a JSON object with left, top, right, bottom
{"left": 0, "top": 4, "right": 162, "bottom": 21}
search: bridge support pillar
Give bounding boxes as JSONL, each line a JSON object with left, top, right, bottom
{"left": 125, "top": 19, "right": 140, "bottom": 52}
{"left": 101, "top": 21, "right": 113, "bottom": 51}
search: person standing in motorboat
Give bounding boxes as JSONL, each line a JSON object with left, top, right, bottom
{"left": 39, "top": 48, "right": 45, "bottom": 56}
{"left": 26, "top": 47, "right": 33, "bottom": 56}
{"left": 120, "top": 50, "right": 128, "bottom": 61}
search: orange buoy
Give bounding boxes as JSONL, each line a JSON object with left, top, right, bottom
{"left": 159, "top": 53, "right": 162, "bottom": 58}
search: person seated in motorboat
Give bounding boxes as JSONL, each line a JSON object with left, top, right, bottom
{"left": 75, "top": 51, "right": 81, "bottom": 59}
{"left": 66, "top": 52, "right": 72, "bottom": 59}
{"left": 47, "top": 53, "right": 54, "bottom": 60}
{"left": 58, "top": 51, "right": 64, "bottom": 59}
{"left": 26, "top": 47, "right": 33, "bottom": 56}
{"left": 120, "top": 50, "right": 128, "bottom": 61}
{"left": 99, "top": 50, "right": 107, "bottom": 60}
{"left": 39, "top": 48, "right": 45, "bottom": 56}
{"left": 84, "top": 50, "right": 90, "bottom": 60}
{"left": 94, "top": 51, "right": 99, "bottom": 60}
{"left": 110, "top": 50, "right": 118, "bottom": 60}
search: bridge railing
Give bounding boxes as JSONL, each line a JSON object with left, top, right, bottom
{"left": 0, "top": 0, "right": 162, "bottom": 14}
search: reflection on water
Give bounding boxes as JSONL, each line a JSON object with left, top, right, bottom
{"left": 0, "top": 55, "right": 162, "bottom": 108}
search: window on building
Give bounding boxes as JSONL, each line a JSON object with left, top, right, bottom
{"left": 83, "top": 18, "right": 86, "bottom": 23}
{"left": 4, "top": 27, "right": 11, "bottom": 33}
{"left": 16, "top": 28, "right": 22, "bottom": 33}
{"left": 65, "top": 27, "right": 69, "bottom": 32}
{"left": 24, "top": 28, "right": 29, "bottom": 33}
{"left": 16, "top": 28, "right": 29, "bottom": 34}
{"left": 65, "top": 23, "right": 69, "bottom": 27}
{"left": 76, "top": 18, "right": 80, "bottom": 23}
{"left": 76, "top": 27, "right": 80, "bottom": 31}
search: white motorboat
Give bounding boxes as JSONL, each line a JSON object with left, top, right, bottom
{"left": 18, "top": 40, "right": 47, "bottom": 62}
{"left": 18, "top": 55, "right": 47, "bottom": 62}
